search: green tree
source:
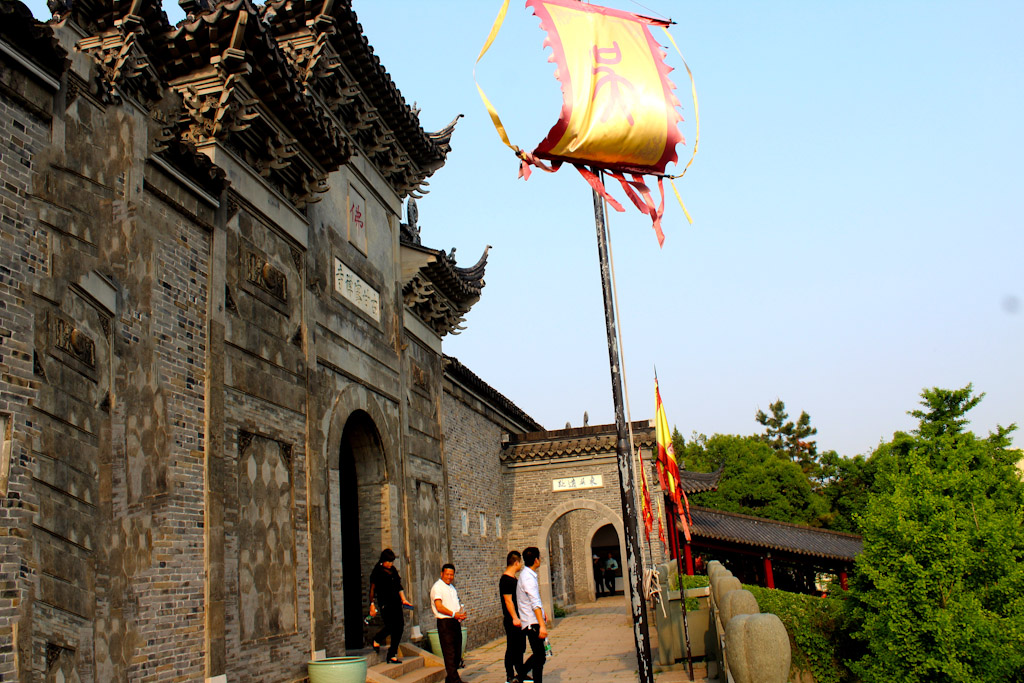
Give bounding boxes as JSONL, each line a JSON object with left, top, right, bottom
{"left": 756, "top": 399, "right": 819, "bottom": 474}
{"left": 845, "top": 385, "right": 1024, "bottom": 682}
{"left": 684, "top": 433, "right": 829, "bottom": 526}
{"left": 817, "top": 450, "right": 886, "bottom": 533}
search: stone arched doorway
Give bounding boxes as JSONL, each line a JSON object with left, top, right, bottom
{"left": 590, "top": 523, "right": 622, "bottom": 596}
{"left": 338, "top": 409, "right": 388, "bottom": 649}
{"left": 532, "top": 499, "right": 627, "bottom": 617}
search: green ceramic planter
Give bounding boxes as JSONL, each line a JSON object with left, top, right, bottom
{"left": 307, "top": 656, "right": 367, "bottom": 683}
{"left": 425, "top": 626, "right": 468, "bottom": 658}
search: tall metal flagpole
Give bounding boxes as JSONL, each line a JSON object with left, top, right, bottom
{"left": 666, "top": 494, "right": 696, "bottom": 680}
{"left": 591, "top": 180, "right": 654, "bottom": 683}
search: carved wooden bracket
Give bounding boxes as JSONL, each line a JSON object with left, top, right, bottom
{"left": 78, "top": 22, "right": 160, "bottom": 106}
{"left": 180, "top": 75, "right": 260, "bottom": 145}
{"left": 287, "top": 170, "right": 330, "bottom": 209}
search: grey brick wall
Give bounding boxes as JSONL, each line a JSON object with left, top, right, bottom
{"left": 0, "top": 87, "right": 48, "bottom": 683}
{"left": 506, "top": 452, "right": 668, "bottom": 619}
{"left": 440, "top": 382, "right": 514, "bottom": 647}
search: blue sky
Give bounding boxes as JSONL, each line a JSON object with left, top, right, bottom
{"left": 23, "top": 1, "right": 1023, "bottom": 457}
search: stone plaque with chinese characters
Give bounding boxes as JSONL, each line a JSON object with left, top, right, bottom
{"left": 334, "top": 258, "right": 380, "bottom": 322}
{"left": 552, "top": 474, "right": 603, "bottom": 492}
{"left": 348, "top": 187, "right": 367, "bottom": 254}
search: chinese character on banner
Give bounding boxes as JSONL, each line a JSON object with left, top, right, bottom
{"left": 475, "top": 0, "right": 700, "bottom": 245}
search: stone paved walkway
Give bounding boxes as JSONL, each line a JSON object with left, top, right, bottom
{"left": 460, "top": 596, "right": 708, "bottom": 683}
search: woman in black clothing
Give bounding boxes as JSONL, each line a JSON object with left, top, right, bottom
{"left": 369, "top": 548, "right": 414, "bottom": 663}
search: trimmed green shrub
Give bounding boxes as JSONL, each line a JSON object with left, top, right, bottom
{"left": 746, "top": 585, "right": 853, "bottom": 683}
{"left": 669, "top": 570, "right": 852, "bottom": 680}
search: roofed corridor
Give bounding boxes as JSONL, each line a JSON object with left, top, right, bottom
{"left": 460, "top": 596, "right": 708, "bottom": 683}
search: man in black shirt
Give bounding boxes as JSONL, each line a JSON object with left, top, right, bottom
{"left": 499, "top": 550, "right": 526, "bottom": 683}
{"left": 369, "top": 548, "right": 413, "bottom": 663}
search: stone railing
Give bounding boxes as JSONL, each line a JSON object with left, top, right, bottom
{"left": 706, "top": 560, "right": 791, "bottom": 683}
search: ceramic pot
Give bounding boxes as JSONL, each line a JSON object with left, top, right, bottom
{"left": 307, "top": 656, "right": 368, "bottom": 683}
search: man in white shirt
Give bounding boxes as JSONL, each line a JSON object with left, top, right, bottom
{"left": 515, "top": 547, "right": 547, "bottom": 683}
{"left": 430, "top": 563, "right": 467, "bottom": 683}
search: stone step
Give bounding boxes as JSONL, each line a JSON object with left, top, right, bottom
{"left": 392, "top": 664, "right": 446, "bottom": 683}
{"left": 369, "top": 655, "right": 425, "bottom": 679}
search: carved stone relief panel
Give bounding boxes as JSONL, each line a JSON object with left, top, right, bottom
{"left": 237, "top": 430, "right": 298, "bottom": 641}
{"left": 229, "top": 207, "right": 304, "bottom": 336}
{"left": 238, "top": 241, "right": 290, "bottom": 319}
{"left": 242, "top": 247, "right": 288, "bottom": 304}
{"left": 47, "top": 311, "right": 99, "bottom": 383}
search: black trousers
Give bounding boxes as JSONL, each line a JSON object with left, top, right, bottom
{"left": 436, "top": 618, "right": 463, "bottom": 683}
{"left": 503, "top": 617, "right": 526, "bottom": 680}
{"left": 523, "top": 624, "right": 546, "bottom": 683}
{"left": 374, "top": 604, "right": 404, "bottom": 659}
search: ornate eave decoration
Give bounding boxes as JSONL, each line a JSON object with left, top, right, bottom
{"left": 68, "top": 0, "right": 163, "bottom": 107}
{"left": 149, "top": 0, "right": 348, "bottom": 210}
{"left": 260, "top": 0, "right": 461, "bottom": 198}
{"left": 44, "top": 0, "right": 458, "bottom": 203}
{"left": 77, "top": 21, "right": 162, "bottom": 106}
{"left": 400, "top": 240, "right": 488, "bottom": 338}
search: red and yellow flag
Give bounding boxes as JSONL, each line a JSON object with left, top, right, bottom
{"left": 656, "top": 497, "right": 667, "bottom": 548}
{"left": 638, "top": 446, "right": 654, "bottom": 543}
{"left": 655, "top": 377, "right": 682, "bottom": 512}
{"left": 475, "top": 0, "right": 699, "bottom": 245}
{"left": 678, "top": 489, "right": 692, "bottom": 543}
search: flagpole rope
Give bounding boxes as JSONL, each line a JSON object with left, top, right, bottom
{"left": 600, "top": 172, "right": 656, "bottom": 570}
{"left": 662, "top": 26, "right": 699, "bottom": 225}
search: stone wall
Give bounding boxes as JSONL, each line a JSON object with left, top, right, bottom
{"left": 440, "top": 372, "right": 528, "bottom": 647}
{"left": 0, "top": 3, "right": 464, "bottom": 680}
{"left": 0, "top": 65, "right": 52, "bottom": 683}
{"left": 3, "top": 69, "right": 220, "bottom": 680}
{"left": 506, "top": 447, "right": 669, "bottom": 619}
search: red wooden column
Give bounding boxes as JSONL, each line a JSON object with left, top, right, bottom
{"left": 763, "top": 554, "right": 775, "bottom": 589}
{"left": 839, "top": 571, "right": 848, "bottom": 591}
{"left": 683, "top": 543, "right": 694, "bottom": 576}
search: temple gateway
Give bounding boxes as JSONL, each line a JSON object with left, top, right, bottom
{"left": 0, "top": 1, "right": 682, "bottom": 681}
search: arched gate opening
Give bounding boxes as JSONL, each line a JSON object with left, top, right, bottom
{"left": 338, "top": 410, "right": 387, "bottom": 650}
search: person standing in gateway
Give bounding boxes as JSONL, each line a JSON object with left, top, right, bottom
{"left": 431, "top": 563, "right": 468, "bottom": 683}
{"left": 500, "top": 550, "right": 526, "bottom": 683}
{"left": 604, "top": 552, "right": 619, "bottom": 595}
{"left": 368, "top": 548, "right": 413, "bottom": 663}
{"left": 516, "top": 547, "right": 547, "bottom": 683}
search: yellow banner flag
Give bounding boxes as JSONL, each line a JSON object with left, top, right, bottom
{"left": 528, "top": 0, "right": 683, "bottom": 175}
{"left": 475, "top": 0, "right": 699, "bottom": 245}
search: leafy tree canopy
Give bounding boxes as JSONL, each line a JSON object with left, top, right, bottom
{"left": 678, "top": 432, "right": 830, "bottom": 527}
{"left": 845, "top": 385, "right": 1024, "bottom": 682}
{"left": 815, "top": 450, "right": 882, "bottom": 533}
